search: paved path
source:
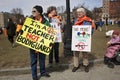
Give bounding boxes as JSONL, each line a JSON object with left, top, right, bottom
{"left": 0, "top": 64, "right": 120, "bottom": 80}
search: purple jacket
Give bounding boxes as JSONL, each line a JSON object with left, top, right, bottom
{"left": 109, "top": 36, "right": 120, "bottom": 44}
{"left": 105, "top": 36, "right": 120, "bottom": 58}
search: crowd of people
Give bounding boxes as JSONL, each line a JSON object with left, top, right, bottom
{"left": 0, "top": 5, "right": 120, "bottom": 80}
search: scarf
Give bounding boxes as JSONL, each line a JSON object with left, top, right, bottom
{"left": 75, "top": 16, "right": 95, "bottom": 28}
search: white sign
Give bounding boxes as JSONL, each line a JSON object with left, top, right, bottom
{"left": 50, "top": 23, "right": 62, "bottom": 42}
{"left": 71, "top": 25, "right": 92, "bottom": 52}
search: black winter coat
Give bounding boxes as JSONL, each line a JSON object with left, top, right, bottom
{"left": 6, "top": 21, "right": 16, "bottom": 36}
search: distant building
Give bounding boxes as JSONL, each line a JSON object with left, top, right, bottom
{"left": 102, "top": 0, "right": 120, "bottom": 19}
{"left": 0, "top": 12, "right": 12, "bottom": 28}
{"left": 0, "top": 12, "right": 4, "bottom": 27}
{"left": 0, "top": 12, "right": 25, "bottom": 28}
{"left": 109, "top": 0, "right": 120, "bottom": 18}
{"left": 102, "top": 0, "right": 109, "bottom": 18}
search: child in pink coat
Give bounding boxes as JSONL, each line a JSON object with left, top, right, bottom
{"left": 104, "top": 30, "right": 120, "bottom": 68}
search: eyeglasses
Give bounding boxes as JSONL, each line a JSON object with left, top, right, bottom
{"left": 32, "top": 10, "right": 36, "bottom": 13}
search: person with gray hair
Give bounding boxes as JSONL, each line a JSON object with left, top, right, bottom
{"left": 72, "top": 7, "right": 95, "bottom": 73}
{"left": 77, "top": 7, "right": 86, "bottom": 15}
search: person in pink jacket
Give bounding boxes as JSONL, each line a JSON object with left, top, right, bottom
{"left": 104, "top": 30, "right": 120, "bottom": 68}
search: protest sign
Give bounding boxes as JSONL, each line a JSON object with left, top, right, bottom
{"left": 50, "top": 22, "right": 62, "bottom": 42}
{"left": 72, "top": 25, "right": 91, "bottom": 52}
{"left": 16, "top": 17, "right": 57, "bottom": 55}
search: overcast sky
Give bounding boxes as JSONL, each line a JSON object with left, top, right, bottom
{"left": 0, "top": 0, "right": 102, "bottom": 16}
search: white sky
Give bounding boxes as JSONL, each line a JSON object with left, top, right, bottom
{"left": 0, "top": 0, "right": 102, "bottom": 16}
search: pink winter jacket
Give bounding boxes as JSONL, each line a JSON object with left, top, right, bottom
{"left": 105, "top": 36, "right": 120, "bottom": 58}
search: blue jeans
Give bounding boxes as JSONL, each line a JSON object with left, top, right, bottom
{"left": 30, "top": 49, "right": 46, "bottom": 78}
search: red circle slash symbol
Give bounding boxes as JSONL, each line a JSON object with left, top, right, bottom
{"left": 77, "top": 42, "right": 85, "bottom": 50}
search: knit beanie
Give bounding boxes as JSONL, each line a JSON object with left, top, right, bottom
{"left": 113, "top": 30, "right": 119, "bottom": 35}
{"left": 33, "top": 5, "right": 43, "bottom": 14}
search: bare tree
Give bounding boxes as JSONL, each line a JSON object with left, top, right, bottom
{"left": 72, "top": 4, "right": 93, "bottom": 19}
{"left": 77, "top": 3, "right": 85, "bottom": 8}
{"left": 92, "top": 7, "right": 102, "bottom": 20}
{"left": 11, "top": 8, "right": 23, "bottom": 15}
{"left": 57, "top": 6, "right": 65, "bottom": 13}
{"left": 10, "top": 8, "right": 24, "bottom": 23}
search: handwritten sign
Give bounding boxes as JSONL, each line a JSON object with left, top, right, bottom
{"left": 50, "top": 22, "right": 62, "bottom": 42}
{"left": 71, "top": 25, "right": 91, "bottom": 52}
{"left": 16, "top": 17, "right": 57, "bottom": 55}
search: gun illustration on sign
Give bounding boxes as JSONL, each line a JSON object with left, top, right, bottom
{"left": 75, "top": 44, "right": 88, "bottom": 49}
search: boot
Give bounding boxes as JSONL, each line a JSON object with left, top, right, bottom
{"left": 84, "top": 65, "right": 89, "bottom": 73}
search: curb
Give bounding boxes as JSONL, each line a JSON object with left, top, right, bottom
{"left": 0, "top": 58, "right": 104, "bottom": 76}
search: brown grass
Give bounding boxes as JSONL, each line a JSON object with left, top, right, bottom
{"left": 0, "top": 24, "right": 120, "bottom": 69}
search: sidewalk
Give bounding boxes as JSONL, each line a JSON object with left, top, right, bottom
{"left": 0, "top": 58, "right": 103, "bottom": 76}
{"left": 0, "top": 60, "right": 120, "bottom": 80}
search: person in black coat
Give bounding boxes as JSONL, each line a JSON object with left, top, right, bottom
{"left": 6, "top": 18, "right": 16, "bottom": 48}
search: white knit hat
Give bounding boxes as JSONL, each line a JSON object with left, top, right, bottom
{"left": 77, "top": 8, "right": 86, "bottom": 14}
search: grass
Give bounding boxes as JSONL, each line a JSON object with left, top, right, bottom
{"left": 0, "top": 24, "right": 120, "bottom": 69}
